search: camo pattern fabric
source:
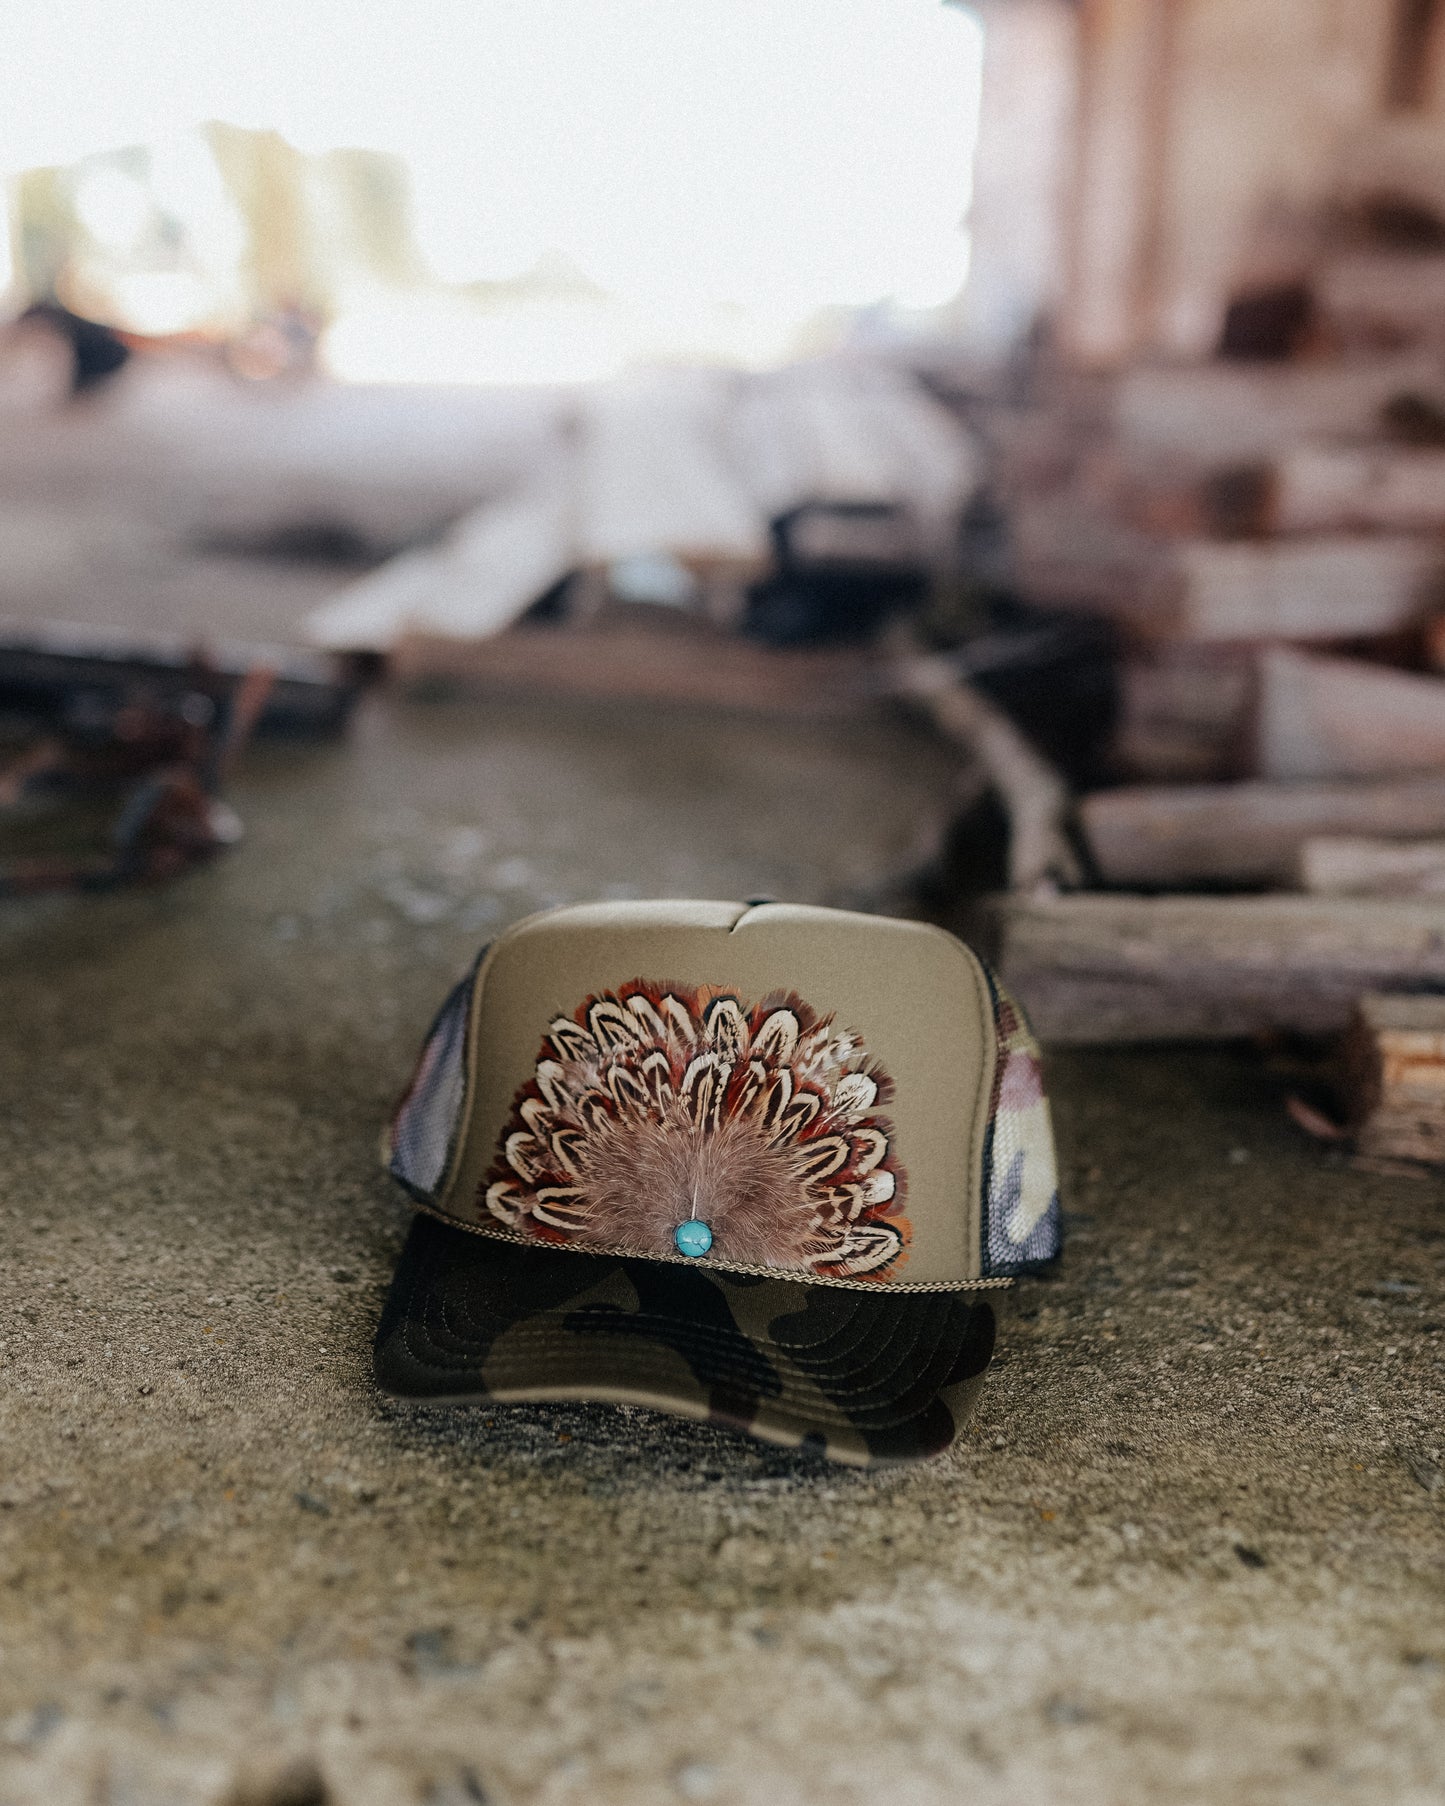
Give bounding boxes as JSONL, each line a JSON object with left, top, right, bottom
{"left": 375, "top": 1219, "right": 997, "bottom": 1466}
{"left": 387, "top": 953, "right": 485, "bottom": 1199}
{"left": 980, "top": 975, "right": 1062, "bottom": 1275}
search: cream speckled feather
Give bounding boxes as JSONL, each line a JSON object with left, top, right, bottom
{"left": 483, "top": 981, "right": 909, "bottom": 1280}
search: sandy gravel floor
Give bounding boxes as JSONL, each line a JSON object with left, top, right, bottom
{"left": 0, "top": 689, "right": 1441, "bottom": 1806}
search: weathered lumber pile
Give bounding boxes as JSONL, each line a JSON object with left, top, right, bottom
{"left": 996, "top": 121, "right": 1445, "bottom": 771}
{"left": 975, "top": 126, "right": 1445, "bottom": 1113}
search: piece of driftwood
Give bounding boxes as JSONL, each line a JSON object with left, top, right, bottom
{"left": 991, "top": 892, "right": 1445, "bottom": 1042}
{"left": 388, "top": 620, "right": 873, "bottom": 719}
{"left": 1161, "top": 537, "right": 1445, "bottom": 642}
{"left": 1340, "top": 993, "right": 1445, "bottom": 1164}
{"left": 1255, "top": 648, "right": 1445, "bottom": 781}
{"left": 1081, "top": 775, "right": 1445, "bottom": 887}
{"left": 1269, "top": 442, "right": 1445, "bottom": 532}
{"left": 1113, "top": 356, "right": 1444, "bottom": 461}
{"left": 890, "top": 651, "right": 1081, "bottom": 891}
{"left": 1297, "top": 836, "right": 1445, "bottom": 896}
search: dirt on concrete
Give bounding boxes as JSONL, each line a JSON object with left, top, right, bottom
{"left": 0, "top": 685, "right": 1441, "bottom": 1806}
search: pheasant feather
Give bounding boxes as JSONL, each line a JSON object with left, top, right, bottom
{"left": 483, "top": 981, "right": 909, "bottom": 1280}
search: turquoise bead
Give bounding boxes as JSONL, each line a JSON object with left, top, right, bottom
{"left": 674, "top": 1219, "right": 713, "bottom": 1258}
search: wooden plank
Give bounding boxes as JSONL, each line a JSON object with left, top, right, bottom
{"left": 576, "top": 373, "right": 767, "bottom": 568}
{"left": 1056, "top": 0, "right": 1177, "bottom": 366}
{"left": 992, "top": 892, "right": 1445, "bottom": 1043}
{"left": 387, "top": 621, "right": 873, "bottom": 719}
{"left": 1081, "top": 775, "right": 1445, "bottom": 887}
{"left": 728, "top": 359, "right": 978, "bottom": 532}
{"left": 1166, "top": 537, "right": 1445, "bottom": 642}
{"left": 1270, "top": 442, "right": 1445, "bottom": 532}
{"left": 1113, "top": 356, "right": 1443, "bottom": 462}
{"left": 308, "top": 460, "right": 576, "bottom": 653}
{"left": 1255, "top": 648, "right": 1445, "bottom": 780}
{"left": 1111, "top": 650, "right": 1253, "bottom": 781}
{"left": 1298, "top": 836, "right": 1445, "bottom": 896}
{"left": 1341, "top": 992, "right": 1445, "bottom": 1165}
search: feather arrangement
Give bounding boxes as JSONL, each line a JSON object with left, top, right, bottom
{"left": 483, "top": 980, "right": 909, "bottom": 1279}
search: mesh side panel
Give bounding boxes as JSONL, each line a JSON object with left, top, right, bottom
{"left": 387, "top": 965, "right": 476, "bottom": 1199}
{"left": 979, "top": 968, "right": 1062, "bottom": 1275}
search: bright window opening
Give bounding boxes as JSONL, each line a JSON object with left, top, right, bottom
{"left": 3, "top": 0, "right": 984, "bottom": 383}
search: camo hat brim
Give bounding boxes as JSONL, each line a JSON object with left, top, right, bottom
{"left": 375, "top": 900, "right": 1061, "bottom": 1465}
{"left": 375, "top": 1214, "right": 998, "bottom": 1466}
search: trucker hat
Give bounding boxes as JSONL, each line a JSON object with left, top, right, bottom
{"left": 375, "top": 900, "right": 1061, "bottom": 1465}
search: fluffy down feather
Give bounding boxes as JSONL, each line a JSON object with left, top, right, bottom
{"left": 482, "top": 981, "right": 909, "bottom": 1280}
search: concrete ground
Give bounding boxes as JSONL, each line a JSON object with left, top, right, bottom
{"left": 1, "top": 365, "right": 1443, "bottom": 1806}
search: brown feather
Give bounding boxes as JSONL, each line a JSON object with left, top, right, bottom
{"left": 481, "top": 978, "right": 909, "bottom": 1279}
{"left": 567, "top": 1108, "right": 826, "bottom": 1266}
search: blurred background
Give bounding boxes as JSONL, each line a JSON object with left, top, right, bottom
{"left": 1, "top": 0, "right": 996, "bottom": 381}
{"left": 7, "top": 0, "right": 1445, "bottom": 1013}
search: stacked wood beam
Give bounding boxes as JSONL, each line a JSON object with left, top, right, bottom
{"left": 981, "top": 123, "right": 1445, "bottom": 1159}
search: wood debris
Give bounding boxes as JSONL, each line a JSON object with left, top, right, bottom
{"left": 1254, "top": 649, "right": 1445, "bottom": 782}
{"left": 1298, "top": 837, "right": 1445, "bottom": 896}
{"left": 890, "top": 649, "right": 1081, "bottom": 892}
{"left": 968, "top": 118, "right": 1445, "bottom": 1061}
{"left": 991, "top": 893, "right": 1445, "bottom": 1044}
{"left": 1340, "top": 993, "right": 1445, "bottom": 1165}
{"left": 1080, "top": 776, "right": 1445, "bottom": 889}
{"left": 305, "top": 358, "right": 977, "bottom": 657}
